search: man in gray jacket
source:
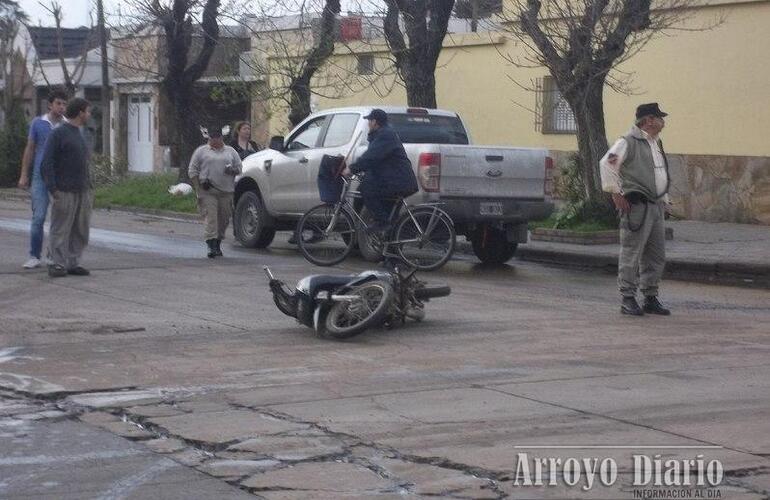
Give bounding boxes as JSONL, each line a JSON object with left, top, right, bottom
{"left": 188, "top": 124, "right": 242, "bottom": 258}
{"left": 600, "top": 103, "right": 671, "bottom": 316}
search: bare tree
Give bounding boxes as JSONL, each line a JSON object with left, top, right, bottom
{"left": 0, "top": 0, "right": 29, "bottom": 113}
{"left": 285, "top": 0, "right": 341, "bottom": 127}
{"left": 136, "top": 0, "right": 222, "bottom": 181}
{"left": 499, "top": 0, "right": 722, "bottom": 206}
{"left": 41, "top": 2, "right": 92, "bottom": 97}
{"left": 236, "top": 0, "right": 394, "bottom": 131}
{"left": 382, "top": 0, "right": 455, "bottom": 108}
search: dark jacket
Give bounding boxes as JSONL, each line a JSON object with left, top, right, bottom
{"left": 349, "top": 125, "right": 418, "bottom": 196}
{"left": 41, "top": 122, "right": 90, "bottom": 193}
{"left": 229, "top": 139, "right": 261, "bottom": 160}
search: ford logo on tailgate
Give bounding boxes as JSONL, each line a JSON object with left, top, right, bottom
{"left": 486, "top": 169, "right": 503, "bottom": 178}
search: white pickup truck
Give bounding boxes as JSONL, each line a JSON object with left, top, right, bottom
{"left": 232, "top": 106, "right": 554, "bottom": 264}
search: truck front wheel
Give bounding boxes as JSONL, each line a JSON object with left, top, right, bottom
{"left": 470, "top": 226, "right": 518, "bottom": 264}
{"left": 234, "top": 191, "right": 275, "bottom": 248}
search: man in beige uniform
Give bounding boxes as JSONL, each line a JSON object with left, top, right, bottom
{"left": 600, "top": 103, "right": 671, "bottom": 316}
{"left": 188, "top": 125, "right": 242, "bottom": 258}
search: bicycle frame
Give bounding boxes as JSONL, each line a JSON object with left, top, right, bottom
{"left": 321, "top": 175, "right": 451, "bottom": 249}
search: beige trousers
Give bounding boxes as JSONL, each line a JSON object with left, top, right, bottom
{"left": 49, "top": 190, "right": 92, "bottom": 268}
{"left": 197, "top": 189, "right": 233, "bottom": 241}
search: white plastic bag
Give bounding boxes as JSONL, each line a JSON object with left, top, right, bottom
{"left": 168, "top": 182, "right": 193, "bottom": 196}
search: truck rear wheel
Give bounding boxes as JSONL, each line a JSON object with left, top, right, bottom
{"left": 471, "top": 226, "right": 518, "bottom": 264}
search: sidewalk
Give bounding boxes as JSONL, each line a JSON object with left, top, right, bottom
{"left": 516, "top": 220, "right": 770, "bottom": 288}
{"left": 3, "top": 188, "right": 769, "bottom": 288}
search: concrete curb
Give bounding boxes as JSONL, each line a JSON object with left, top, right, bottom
{"left": 98, "top": 205, "right": 200, "bottom": 223}
{"left": 516, "top": 247, "right": 770, "bottom": 289}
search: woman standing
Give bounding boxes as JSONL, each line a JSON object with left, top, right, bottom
{"left": 229, "top": 122, "right": 262, "bottom": 160}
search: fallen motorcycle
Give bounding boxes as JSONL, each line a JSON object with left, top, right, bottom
{"left": 264, "top": 265, "right": 451, "bottom": 339}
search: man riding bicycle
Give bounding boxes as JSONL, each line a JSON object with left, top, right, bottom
{"left": 342, "top": 109, "right": 418, "bottom": 234}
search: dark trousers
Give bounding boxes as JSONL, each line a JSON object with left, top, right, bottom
{"left": 359, "top": 181, "right": 397, "bottom": 224}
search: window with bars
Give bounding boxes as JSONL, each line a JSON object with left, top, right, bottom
{"left": 535, "top": 76, "right": 577, "bottom": 134}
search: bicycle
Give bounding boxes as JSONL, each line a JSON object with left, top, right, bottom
{"left": 296, "top": 174, "right": 456, "bottom": 271}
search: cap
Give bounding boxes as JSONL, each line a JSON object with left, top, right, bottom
{"left": 363, "top": 108, "right": 388, "bottom": 125}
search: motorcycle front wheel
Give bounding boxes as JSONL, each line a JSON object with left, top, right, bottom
{"left": 323, "top": 280, "right": 394, "bottom": 339}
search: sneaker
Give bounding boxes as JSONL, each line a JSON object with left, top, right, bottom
{"left": 66, "top": 266, "right": 90, "bottom": 276}
{"left": 48, "top": 264, "right": 67, "bottom": 278}
{"left": 22, "top": 257, "right": 41, "bottom": 269}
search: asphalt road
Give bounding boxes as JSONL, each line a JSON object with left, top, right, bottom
{"left": 0, "top": 198, "right": 768, "bottom": 499}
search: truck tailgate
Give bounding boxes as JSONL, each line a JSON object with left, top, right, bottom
{"left": 437, "top": 145, "right": 548, "bottom": 199}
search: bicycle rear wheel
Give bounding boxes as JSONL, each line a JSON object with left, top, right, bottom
{"left": 394, "top": 207, "right": 456, "bottom": 271}
{"left": 297, "top": 204, "right": 356, "bottom": 266}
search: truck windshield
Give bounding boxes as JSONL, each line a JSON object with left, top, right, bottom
{"left": 389, "top": 114, "right": 469, "bottom": 145}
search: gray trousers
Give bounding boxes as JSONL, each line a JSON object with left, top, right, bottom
{"left": 197, "top": 189, "right": 233, "bottom": 241}
{"left": 618, "top": 201, "right": 665, "bottom": 298}
{"left": 49, "top": 190, "right": 92, "bottom": 269}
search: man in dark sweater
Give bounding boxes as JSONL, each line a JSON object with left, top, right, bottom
{"left": 41, "top": 98, "right": 93, "bottom": 278}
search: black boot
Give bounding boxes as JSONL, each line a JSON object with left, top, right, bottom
{"left": 206, "top": 239, "right": 217, "bottom": 258}
{"left": 621, "top": 296, "right": 644, "bottom": 316}
{"left": 214, "top": 239, "right": 223, "bottom": 257}
{"left": 643, "top": 296, "right": 671, "bottom": 315}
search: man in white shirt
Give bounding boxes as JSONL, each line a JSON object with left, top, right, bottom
{"left": 599, "top": 103, "right": 672, "bottom": 316}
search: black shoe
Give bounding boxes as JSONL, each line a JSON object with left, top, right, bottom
{"left": 213, "top": 239, "right": 223, "bottom": 257}
{"left": 206, "top": 239, "right": 217, "bottom": 258}
{"left": 643, "top": 296, "right": 671, "bottom": 315}
{"left": 288, "top": 233, "right": 298, "bottom": 245}
{"left": 48, "top": 264, "right": 67, "bottom": 278}
{"left": 67, "top": 266, "right": 90, "bottom": 276}
{"left": 621, "top": 296, "right": 644, "bottom": 316}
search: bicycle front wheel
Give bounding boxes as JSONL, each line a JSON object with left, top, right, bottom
{"left": 394, "top": 207, "right": 456, "bottom": 271}
{"left": 297, "top": 204, "right": 356, "bottom": 266}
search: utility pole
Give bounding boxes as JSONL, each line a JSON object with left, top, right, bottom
{"left": 96, "top": 0, "right": 111, "bottom": 157}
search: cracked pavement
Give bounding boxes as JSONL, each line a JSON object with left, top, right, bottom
{"left": 0, "top": 198, "right": 769, "bottom": 499}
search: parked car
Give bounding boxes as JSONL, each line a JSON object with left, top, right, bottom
{"left": 232, "top": 106, "right": 554, "bottom": 264}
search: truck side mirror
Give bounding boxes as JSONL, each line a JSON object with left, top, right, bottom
{"left": 269, "top": 136, "right": 285, "bottom": 151}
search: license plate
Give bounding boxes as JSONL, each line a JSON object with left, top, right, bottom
{"left": 480, "top": 202, "right": 504, "bottom": 216}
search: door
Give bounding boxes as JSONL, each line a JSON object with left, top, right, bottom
{"left": 267, "top": 115, "right": 329, "bottom": 214}
{"left": 127, "top": 95, "right": 154, "bottom": 172}
{"left": 302, "top": 113, "right": 363, "bottom": 210}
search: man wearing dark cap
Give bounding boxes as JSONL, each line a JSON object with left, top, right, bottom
{"left": 342, "top": 108, "right": 418, "bottom": 233}
{"left": 188, "top": 124, "right": 242, "bottom": 258}
{"left": 600, "top": 103, "right": 672, "bottom": 316}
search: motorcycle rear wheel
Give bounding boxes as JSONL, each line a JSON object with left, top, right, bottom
{"left": 323, "top": 281, "right": 393, "bottom": 339}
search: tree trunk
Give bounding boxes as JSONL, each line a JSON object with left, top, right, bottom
{"left": 404, "top": 68, "right": 437, "bottom": 108}
{"left": 97, "top": 0, "right": 110, "bottom": 158}
{"left": 165, "top": 83, "right": 199, "bottom": 183}
{"left": 288, "top": 76, "right": 312, "bottom": 128}
{"left": 570, "top": 83, "right": 609, "bottom": 204}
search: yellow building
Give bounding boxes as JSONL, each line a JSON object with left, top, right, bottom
{"left": 259, "top": 0, "right": 770, "bottom": 224}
